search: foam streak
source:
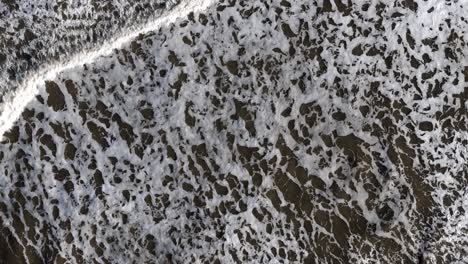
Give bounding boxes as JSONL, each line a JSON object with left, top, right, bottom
{"left": 0, "top": 0, "right": 214, "bottom": 140}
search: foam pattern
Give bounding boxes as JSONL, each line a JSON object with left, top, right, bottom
{"left": 0, "top": 0, "right": 467, "bottom": 263}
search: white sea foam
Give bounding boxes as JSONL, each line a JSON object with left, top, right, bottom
{"left": 0, "top": 0, "right": 215, "bottom": 141}
{"left": 1, "top": 0, "right": 468, "bottom": 262}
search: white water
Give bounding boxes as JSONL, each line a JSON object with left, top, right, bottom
{"left": 0, "top": 0, "right": 215, "bottom": 140}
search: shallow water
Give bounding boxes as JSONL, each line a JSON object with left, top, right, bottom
{"left": 0, "top": 0, "right": 468, "bottom": 263}
{"left": 0, "top": 0, "right": 177, "bottom": 107}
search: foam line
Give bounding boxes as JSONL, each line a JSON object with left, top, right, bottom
{"left": 0, "top": 0, "right": 214, "bottom": 140}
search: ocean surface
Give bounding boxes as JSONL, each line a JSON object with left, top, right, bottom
{"left": 0, "top": 0, "right": 467, "bottom": 263}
